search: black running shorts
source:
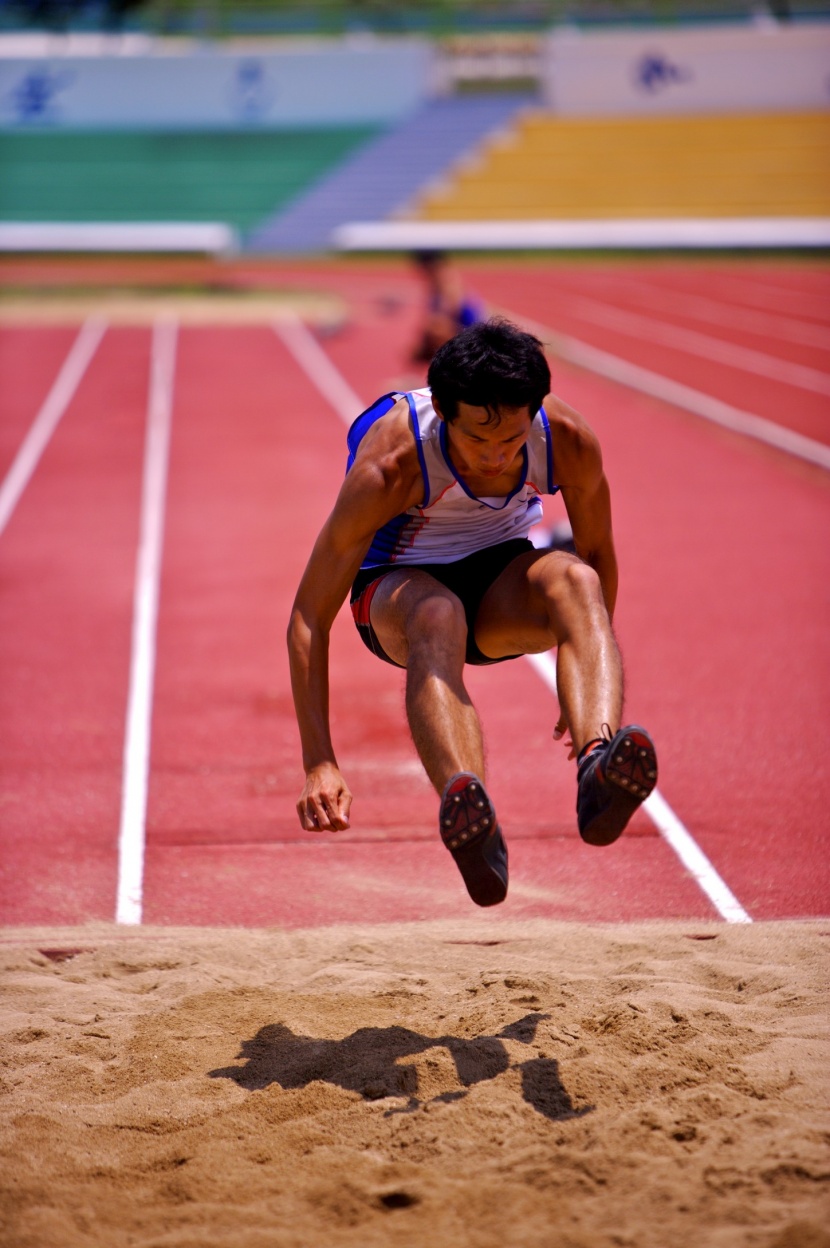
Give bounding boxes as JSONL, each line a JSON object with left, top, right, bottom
{"left": 350, "top": 538, "right": 534, "bottom": 668}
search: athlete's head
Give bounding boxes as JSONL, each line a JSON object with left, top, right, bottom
{"left": 412, "top": 248, "right": 447, "bottom": 273}
{"left": 427, "top": 317, "right": 550, "bottom": 424}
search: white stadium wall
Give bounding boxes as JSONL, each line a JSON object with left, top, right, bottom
{"left": 0, "top": 38, "right": 433, "bottom": 129}
{"left": 3, "top": 24, "right": 827, "bottom": 129}
{"left": 543, "top": 21, "right": 830, "bottom": 117}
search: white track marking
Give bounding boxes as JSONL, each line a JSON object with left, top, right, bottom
{"left": 591, "top": 277, "right": 830, "bottom": 350}
{"left": 640, "top": 790, "right": 753, "bottom": 925}
{"left": 0, "top": 317, "right": 107, "bottom": 537}
{"left": 565, "top": 295, "right": 830, "bottom": 396}
{"left": 525, "top": 651, "right": 752, "bottom": 924}
{"left": 698, "top": 274, "right": 830, "bottom": 322}
{"left": 279, "top": 319, "right": 751, "bottom": 923}
{"left": 274, "top": 315, "right": 364, "bottom": 423}
{"left": 116, "top": 318, "right": 178, "bottom": 925}
{"left": 506, "top": 309, "right": 830, "bottom": 472}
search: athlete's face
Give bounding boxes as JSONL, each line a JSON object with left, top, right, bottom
{"left": 439, "top": 400, "right": 533, "bottom": 480}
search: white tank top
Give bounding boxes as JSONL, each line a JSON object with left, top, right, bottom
{"left": 346, "top": 388, "right": 559, "bottom": 568}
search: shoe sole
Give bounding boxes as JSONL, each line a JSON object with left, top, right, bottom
{"left": 439, "top": 774, "right": 508, "bottom": 907}
{"left": 580, "top": 726, "right": 658, "bottom": 847}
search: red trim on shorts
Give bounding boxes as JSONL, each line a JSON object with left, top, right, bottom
{"left": 350, "top": 575, "right": 384, "bottom": 627}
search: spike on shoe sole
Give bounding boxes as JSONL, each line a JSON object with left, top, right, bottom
{"left": 439, "top": 772, "right": 508, "bottom": 907}
{"left": 577, "top": 726, "right": 658, "bottom": 847}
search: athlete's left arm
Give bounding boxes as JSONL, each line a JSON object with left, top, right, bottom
{"left": 548, "top": 397, "right": 618, "bottom": 621}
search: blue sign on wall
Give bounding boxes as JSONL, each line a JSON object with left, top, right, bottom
{"left": 634, "top": 53, "right": 693, "bottom": 95}
{"left": 9, "top": 66, "right": 74, "bottom": 123}
{"left": 230, "top": 59, "right": 275, "bottom": 122}
{"left": 0, "top": 41, "right": 432, "bottom": 129}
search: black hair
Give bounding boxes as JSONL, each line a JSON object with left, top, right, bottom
{"left": 412, "top": 248, "right": 446, "bottom": 269}
{"left": 427, "top": 317, "right": 550, "bottom": 423}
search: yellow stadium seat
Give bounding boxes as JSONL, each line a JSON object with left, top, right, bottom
{"left": 410, "top": 111, "right": 830, "bottom": 220}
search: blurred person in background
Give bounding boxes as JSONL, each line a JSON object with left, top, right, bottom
{"left": 410, "top": 249, "right": 485, "bottom": 366}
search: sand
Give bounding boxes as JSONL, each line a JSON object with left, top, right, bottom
{"left": 1, "top": 919, "right": 828, "bottom": 1248}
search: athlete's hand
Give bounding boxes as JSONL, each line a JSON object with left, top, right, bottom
{"left": 297, "top": 763, "right": 352, "bottom": 832}
{"left": 553, "top": 714, "right": 577, "bottom": 761}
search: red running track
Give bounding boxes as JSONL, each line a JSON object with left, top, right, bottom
{"left": 1, "top": 259, "right": 828, "bottom": 928}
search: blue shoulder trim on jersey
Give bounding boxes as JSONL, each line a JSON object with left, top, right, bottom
{"left": 346, "top": 392, "right": 398, "bottom": 472}
{"left": 346, "top": 393, "right": 430, "bottom": 507}
{"left": 403, "top": 392, "right": 430, "bottom": 508}
{"left": 538, "top": 405, "right": 558, "bottom": 495}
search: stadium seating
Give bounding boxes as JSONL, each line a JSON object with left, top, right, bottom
{"left": 247, "top": 94, "right": 535, "bottom": 252}
{"left": 410, "top": 111, "right": 830, "bottom": 220}
{"left": 0, "top": 128, "right": 380, "bottom": 232}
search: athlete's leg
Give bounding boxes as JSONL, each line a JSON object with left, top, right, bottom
{"left": 368, "top": 569, "right": 485, "bottom": 794}
{"left": 474, "top": 549, "right": 623, "bottom": 755}
{"left": 474, "top": 548, "right": 656, "bottom": 847}
{"left": 369, "top": 567, "right": 508, "bottom": 905}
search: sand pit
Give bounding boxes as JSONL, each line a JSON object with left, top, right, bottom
{"left": 1, "top": 919, "right": 828, "bottom": 1248}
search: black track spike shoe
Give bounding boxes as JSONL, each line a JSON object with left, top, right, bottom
{"left": 576, "top": 725, "right": 658, "bottom": 847}
{"left": 439, "top": 772, "right": 508, "bottom": 907}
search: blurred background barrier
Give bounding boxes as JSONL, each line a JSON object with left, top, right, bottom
{"left": 331, "top": 217, "right": 830, "bottom": 249}
{"left": 0, "top": 219, "right": 238, "bottom": 250}
{"left": 0, "top": 1, "right": 828, "bottom": 253}
{"left": 0, "top": 38, "right": 433, "bottom": 126}
{"left": 543, "top": 21, "right": 830, "bottom": 115}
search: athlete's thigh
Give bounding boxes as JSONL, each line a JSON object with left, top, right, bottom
{"left": 474, "top": 549, "right": 579, "bottom": 658}
{"left": 369, "top": 568, "right": 466, "bottom": 666}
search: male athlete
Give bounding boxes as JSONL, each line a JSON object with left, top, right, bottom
{"left": 287, "top": 318, "right": 657, "bottom": 907}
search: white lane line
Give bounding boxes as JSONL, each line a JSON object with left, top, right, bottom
{"left": 699, "top": 274, "right": 830, "bottom": 323}
{"left": 506, "top": 309, "right": 830, "bottom": 472}
{"left": 640, "top": 789, "right": 753, "bottom": 925}
{"left": 588, "top": 277, "right": 830, "bottom": 351}
{"left": 278, "top": 317, "right": 751, "bottom": 924}
{"left": 116, "top": 317, "right": 178, "bottom": 926}
{"left": 274, "top": 315, "right": 365, "bottom": 424}
{"left": 0, "top": 317, "right": 107, "bottom": 538}
{"left": 525, "top": 651, "right": 752, "bottom": 924}
{"left": 565, "top": 295, "right": 830, "bottom": 396}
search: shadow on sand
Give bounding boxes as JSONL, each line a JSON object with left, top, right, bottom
{"left": 209, "top": 1011, "right": 593, "bottom": 1121}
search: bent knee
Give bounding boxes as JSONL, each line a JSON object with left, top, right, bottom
{"left": 537, "top": 552, "right": 601, "bottom": 601}
{"left": 560, "top": 557, "right": 602, "bottom": 602}
{"left": 407, "top": 592, "right": 467, "bottom": 654}
{"left": 538, "top": 554, "right": 606, "bottom": 632}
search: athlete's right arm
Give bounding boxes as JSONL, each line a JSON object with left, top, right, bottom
{"left": 287, "top": 399, "right": 423, "bottom": 833}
